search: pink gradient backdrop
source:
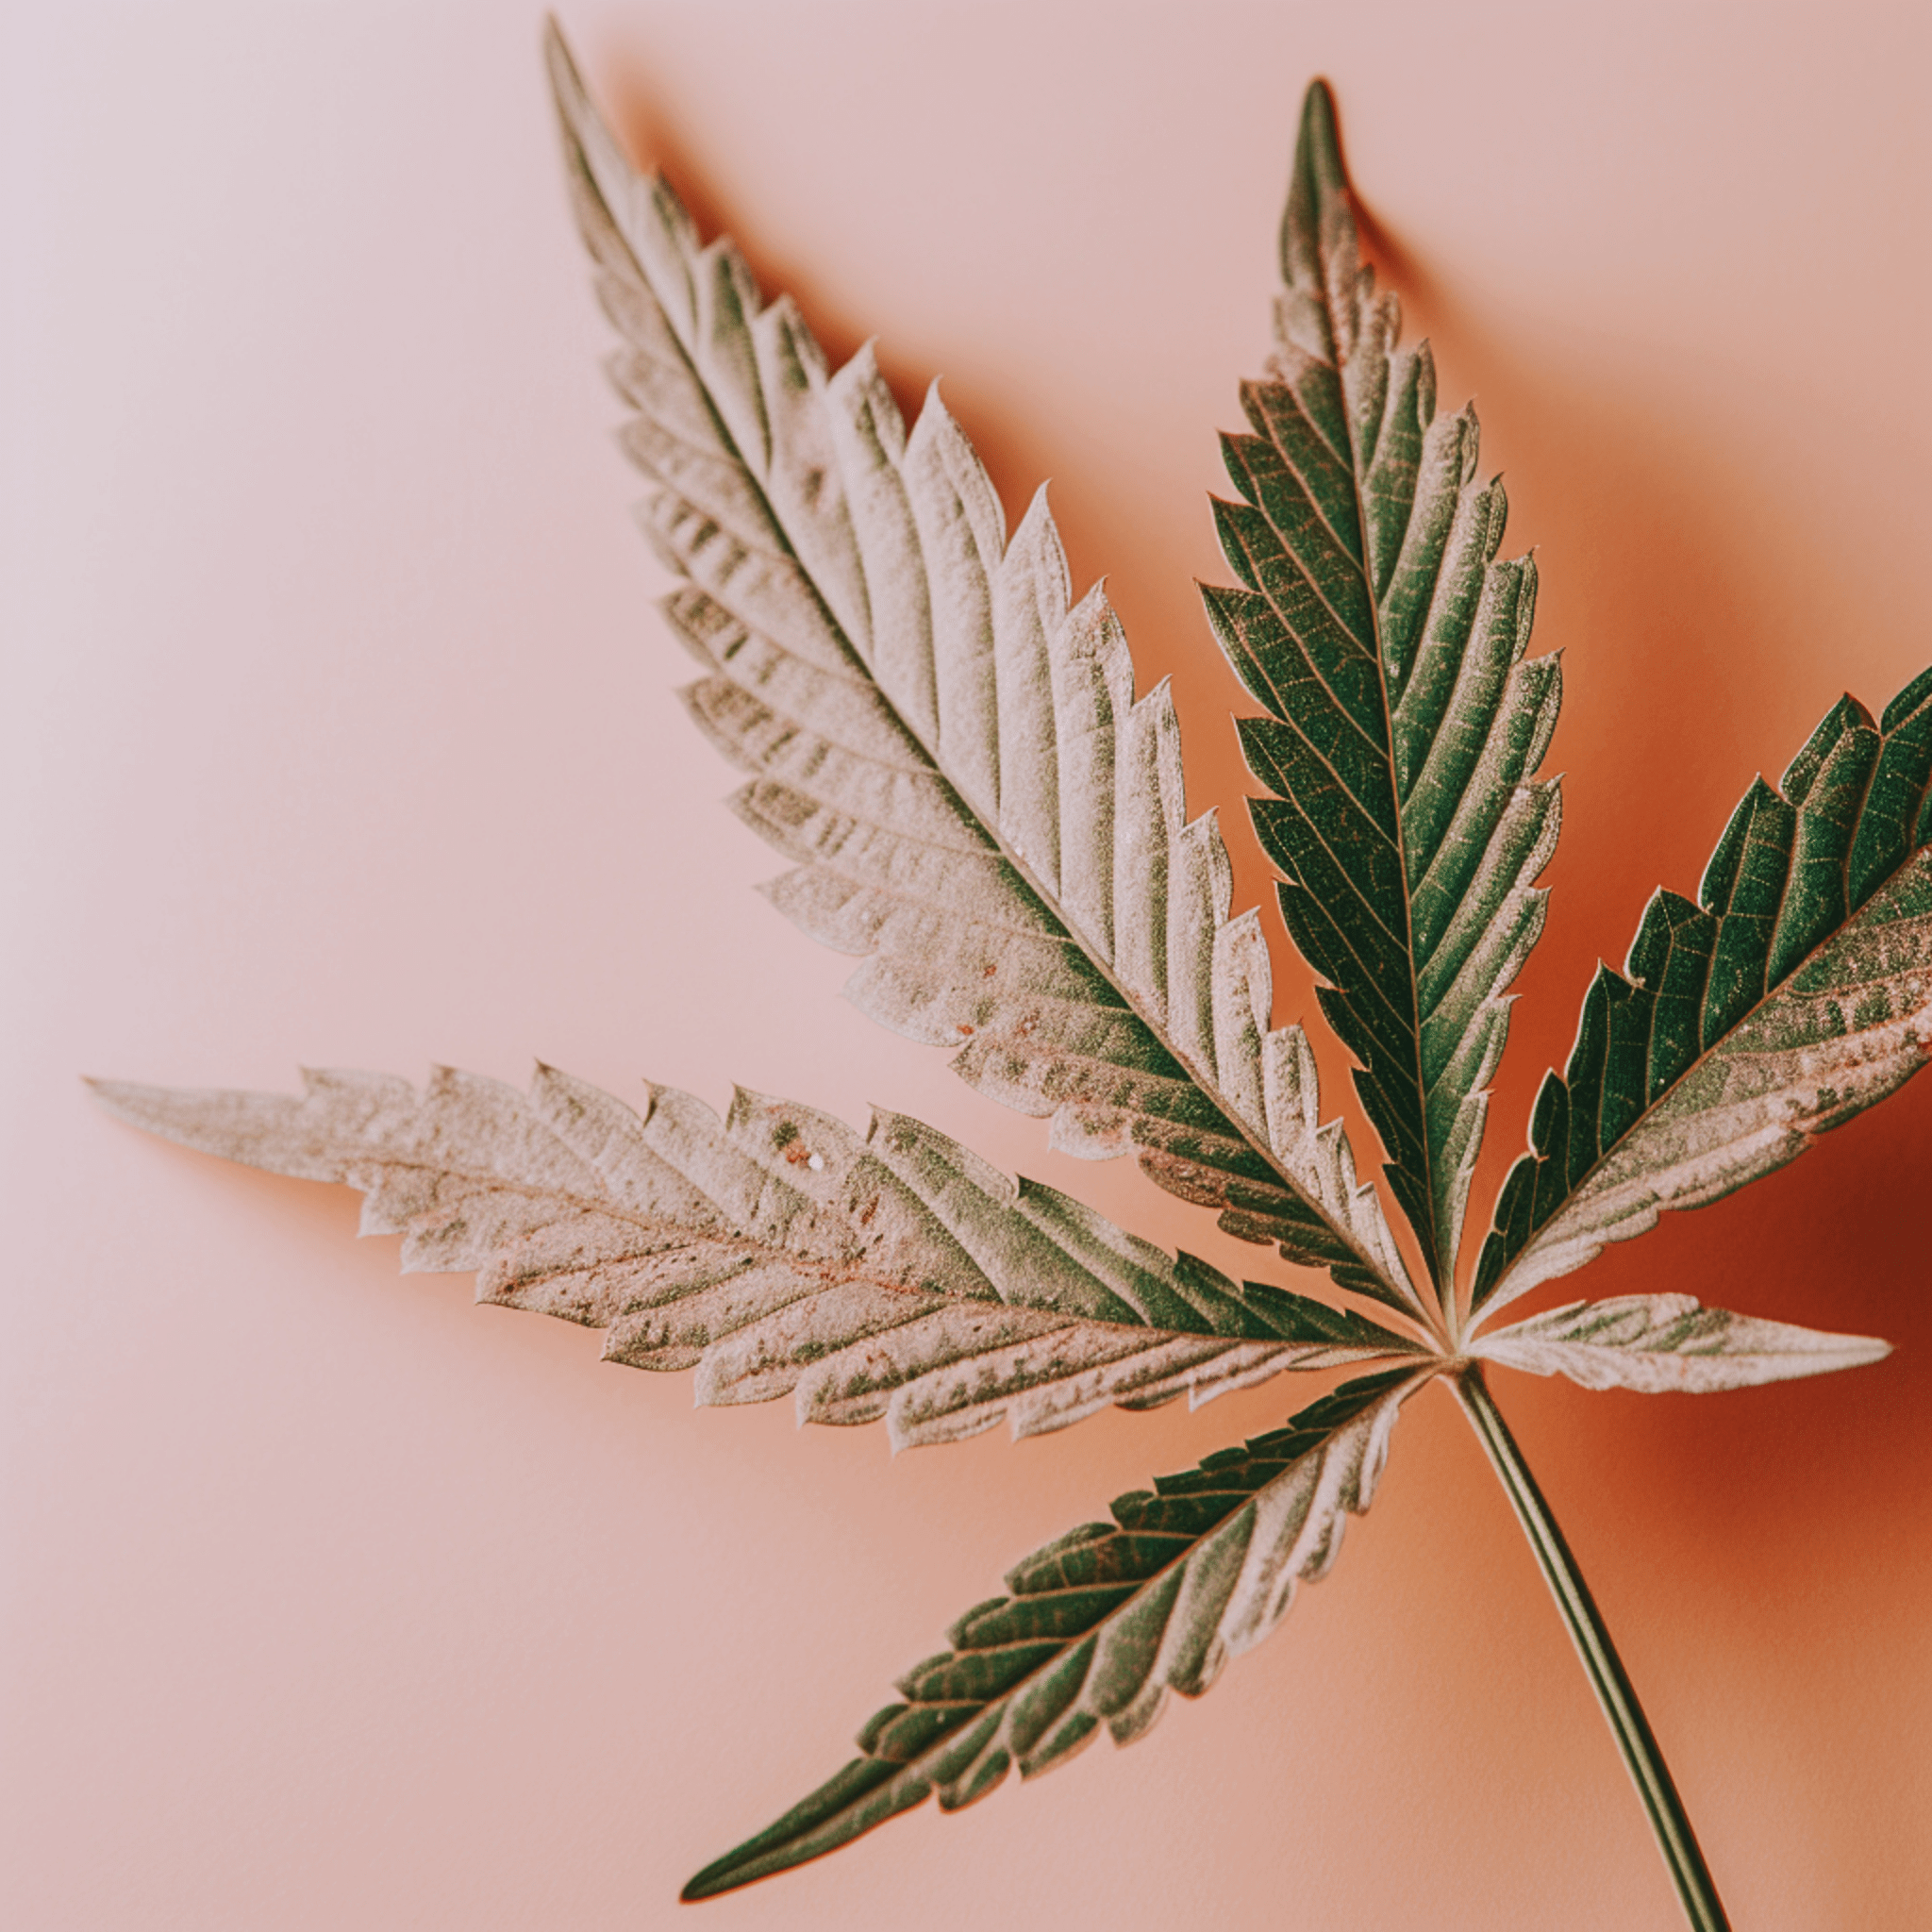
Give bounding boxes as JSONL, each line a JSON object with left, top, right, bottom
{"left": 6, "top": 3, "right": 1930, "bottom": 1926}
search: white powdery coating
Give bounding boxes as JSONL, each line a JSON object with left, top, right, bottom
{"left": 92, "top": 1066, "right": 1416, "bottom": 1452}
{"left": 547, "top": 32, "right": 1420, "bottom": 1313}
{"left": 1475, "top": 1292, "right": 1890, "bottom": 1393}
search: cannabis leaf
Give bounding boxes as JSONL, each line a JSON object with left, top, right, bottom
{"left": 1205, "top": 82, "right": 1559, "bottom": 1301}
{"left": 544, "top": 29, "right": 1423, "bottom": 1322}
{"left": 1473, "top": 667, "right": 1932, "bottom": 1320}
{"left": 682, "top": 1366, "right": 1424, "bottom": 1900}
{"left": 89, "top": 32, "right": 1912, "bottom": 1930}
{"left": 91, "top": 1066, "right": 1421, "bottom": 1451}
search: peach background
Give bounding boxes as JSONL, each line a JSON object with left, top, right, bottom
{"left": 6, "top": 3, "right": 1931, "bottom": 1926}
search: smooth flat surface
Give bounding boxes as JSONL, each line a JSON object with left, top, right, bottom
{"left": 6, "top": 3, "right": 1930, "bottom": 1926}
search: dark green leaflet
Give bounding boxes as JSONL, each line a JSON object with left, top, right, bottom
{"left": 1203, "top": 83, "right": 1560, "bottom": 1298}
{"left": 682, "top": 1368, "right": 1423, "bottom": 1899}
{"left": 1473, "top": 665, "right": 1932, "bottom": 1312}
{"left": 546, "top": 31, "right": 1423, "bottom": 1319}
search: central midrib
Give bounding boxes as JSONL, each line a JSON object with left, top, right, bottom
{"left": 344, "top": 1147, "right": 1298, "bottom": 1350}
{"left": 1318, "top": 256, "right": 1443, "bottom": 1309}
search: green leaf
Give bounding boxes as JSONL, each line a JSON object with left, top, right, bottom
{"left": 1474, "top": 665, "right": 1932, "bottom": 1318}
{"left": 1474, "top": 1293, "right": 1889, "bottom": 1392}
{"left": 91, "top": 1067, "right": 1422, "bottom": 1451}
{"left": 1204, "top": 82, "right": 1560, "bottom": 1298}
{"left": 544, "top": 28, "right": 1424, "bottom": 1322}
{"left": 682, "top": 1367, "right": 1426, "bottom": 1899}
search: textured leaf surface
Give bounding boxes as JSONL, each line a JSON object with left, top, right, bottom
{"left": 545, "top": 28, "right": 1421, "bottom": 1319}
{"left": 1474, "top": 1293, "right": 1889, "bottom": 1393}
{"left": 1204, "top": 83, "right": 1559, "bottom": 1296}
{"left": 92, "top": 1068, "right": 1421, "bottom": 1451}
{"left": 1474, "top": 666, "right": 1932, "bottom": 1317}
{"left": 683, "top": 1367, "right": 1426, "bottom": 1898}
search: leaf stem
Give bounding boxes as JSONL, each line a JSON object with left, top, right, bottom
{"left": 1450, "top": 1365, "right": 1730, "bottom": 1932}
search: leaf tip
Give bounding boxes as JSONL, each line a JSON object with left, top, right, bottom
{"left": 1292, "top": 76, "right": 1348, "bottom": 199}
{"left": 87, "top": 1077, "right": 158, "bottom": 1139}
{"left": 541, "top": 13, "right": 591, "bottom": 129}
{"left": 679, "top": 1858, "right": 738, "bottom": 1904}
{"left": 1298, "top": 76, "right": 1341, "bottom": 158}
{"left": 85, "top": 1075, "right": 178, "bottom": 1130}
